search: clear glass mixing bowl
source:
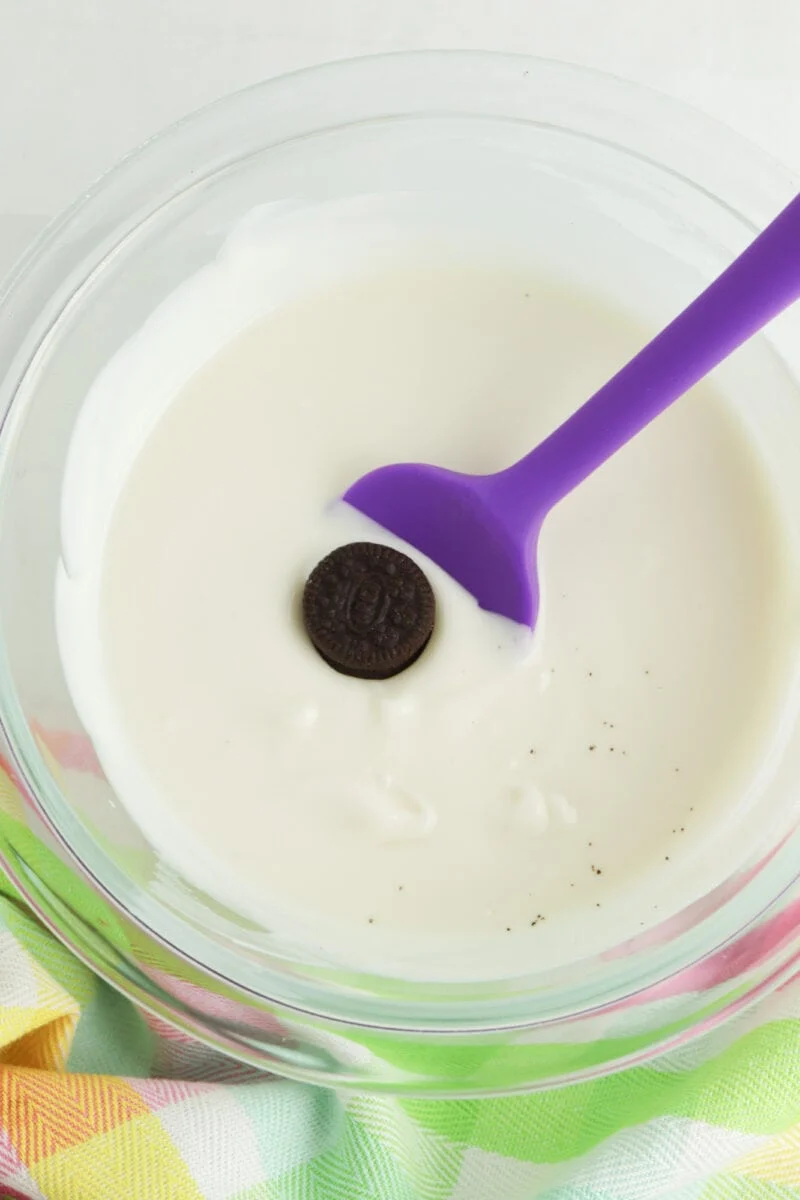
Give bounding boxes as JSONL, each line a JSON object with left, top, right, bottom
{"left": 1, "top": 52, "right": 800, "bottom": 1095}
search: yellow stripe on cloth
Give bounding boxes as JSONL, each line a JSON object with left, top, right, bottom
{"left": 0, "top": 1067, "right": 203, "bottom": 1199}
{"left": 729, "top": 1123, "right": 800, "bottom": 1185}
{"left": 0, "top": 1014, "right": 78, "bottom": 1072}
{"left": 0, "top": 932, "right": 80, "bottom": 1070}
{"left": 1, "top": 1068, "right": 151, "bottom": 1163}
{"left": 29, "top": 1108, "right": 205, "bottom": 1200}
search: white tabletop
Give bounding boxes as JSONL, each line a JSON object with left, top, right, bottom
{"left": 1, "top": 0, "right": 799, "bottom": 274}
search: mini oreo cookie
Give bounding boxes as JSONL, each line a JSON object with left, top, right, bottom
{"left": 302, "top": 542, "right": 435, "bottom": 679}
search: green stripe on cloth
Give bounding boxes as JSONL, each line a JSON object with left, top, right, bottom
{"left": 401, "top": 1019, "right": 800, "bottom": 1163}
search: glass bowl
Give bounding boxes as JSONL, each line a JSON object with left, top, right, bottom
{"left": 1, "top": 51, "right": 800, "bottom": 1096}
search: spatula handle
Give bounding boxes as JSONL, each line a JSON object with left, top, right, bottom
{"left": 493, "top": 192, "right": 800, "bottom": 522}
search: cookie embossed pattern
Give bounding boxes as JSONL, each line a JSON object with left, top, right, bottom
{"left": 302, "top": 543, "right": 436, "bottom": 679}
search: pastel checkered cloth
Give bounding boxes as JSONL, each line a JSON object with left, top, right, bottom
{"left": 2, "top": 872, "right": 800, "bottom": 1199}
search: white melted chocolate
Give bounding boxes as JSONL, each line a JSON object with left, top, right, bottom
{"left": 57, "top": 198, "right": 798, "bottom": 978}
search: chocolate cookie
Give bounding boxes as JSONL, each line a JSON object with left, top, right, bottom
{"left": 302, "top": 542, "right": 435, "bottom": 679}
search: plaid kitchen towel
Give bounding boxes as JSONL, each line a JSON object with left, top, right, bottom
{"left": 4, "top": 876, "right": 800, "bottom": 1197}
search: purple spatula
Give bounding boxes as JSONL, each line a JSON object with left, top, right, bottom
{"left": 344, "top": 193, "right": 800, "bottom": 627}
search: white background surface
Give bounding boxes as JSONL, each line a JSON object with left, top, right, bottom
{"left": 0, "top": 0, "right": 799, "bottom": 271}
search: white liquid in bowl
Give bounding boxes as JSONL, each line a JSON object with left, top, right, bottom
{"left": 56, "top": 197, "right": 799, "bottom": 979}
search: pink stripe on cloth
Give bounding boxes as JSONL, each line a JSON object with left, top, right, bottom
{"left": 128, "top": 1077, "right": 218, "bottom": 1110}
{"left": 30, "top": 726, "right": 103, "bottom": 777}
